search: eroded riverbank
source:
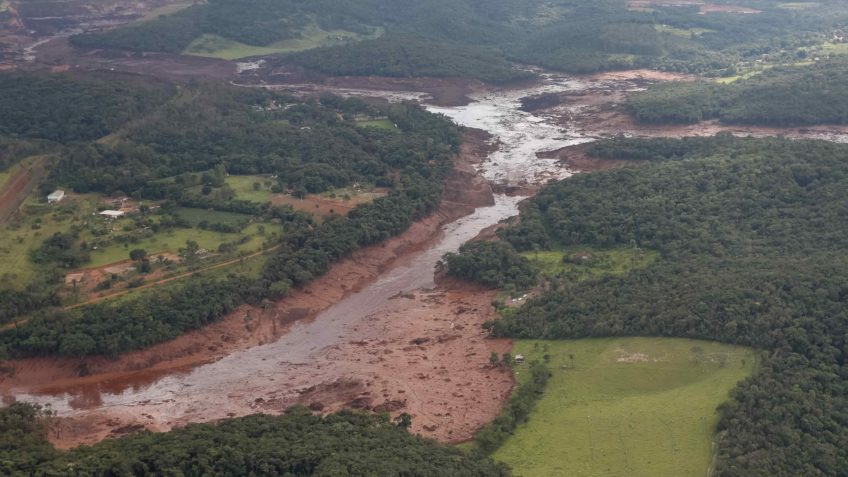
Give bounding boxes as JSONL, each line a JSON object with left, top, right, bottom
{"left": 8, "top": 67, "right": 844, "bottom": 449}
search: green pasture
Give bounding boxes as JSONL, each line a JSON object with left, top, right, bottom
{"left": 521, "top": 247, "right": 658, "bottom": 281}
{"left": 183, "top": 24, "right": 383, "bottom": 60}
{"left": 354, "top": 119, "right": 397, "bottom": 130}
{"left": 172, "top": 206, "right": 253, "bottom": 227}
{"left": 224, "top": 175, "right": 276, "bottom": 203}
{"left": 494, "top": 338, "right": 756, "bottom": 477}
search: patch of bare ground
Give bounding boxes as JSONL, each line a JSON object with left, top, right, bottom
{"left": 517, "top": 70, "right": 848, "bottom": 143}
{"left": 23, "top": 37, "right": 236, "bottom": 81}
{"left": 243, "top": 62, "right": 534, "bottom": 107}
{"left": 537, "top": 143, "right": 641, "bottom": 173}
{"left": 0, "top": 129, "right": 503, "bottom": 448}
{"left": 255, "top": 279, "right": 513, "bottom": 444}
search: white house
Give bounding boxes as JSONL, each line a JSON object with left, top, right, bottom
{"left": 99, "top": 210, "right": 125, "bottom": 219}
{"left": 47, "top": 190, "right": 65, "bottom": 204}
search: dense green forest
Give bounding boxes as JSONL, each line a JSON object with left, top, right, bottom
{"left": 479, "top": 136, "right": 848, "bottom": 476}
{"left": 0, "top": 73, "right": 175, "bottom": 142}
{"left": 0, "top": 72, "right": 461, "bottom": 356}
{"left": 442, "top": 241, "right": 536, "bottom": 289}
{"left": 628, "top": 60, "right": 848, "bottom": 126}
{"left": 70, "top": 0, "right": 848, "bottom": 78}
{"left": 286, "top": 36, "right": 533, "bottom": 84}
{"left": 0, "top": 404, "right": 510, "bottom": 476}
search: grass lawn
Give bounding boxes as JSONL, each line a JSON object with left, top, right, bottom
{"left": 820, "top": 42, "right": 848, "bottom": 56}
{"left": 355, "top": 119, "right": 397, "bottom": 130}
{"left": 521, "top": 247, "right": 658, "bottom": 281}
{"left": 494, "top": 338, "right": 757, "bottom": 477}
{"left": 0, "top": 188, "right": 280, "bottom": 288}
{"left": 224, "top": 175, "right": 276, "bottom": 203}
{"left": 0, "top": 1, "right": 8, "bottom": 13}
{"left": 184, "top": 24, "right": 383, "bottom": 60}
{"left": 136, "top": 2, "right": 195, "bottom": 23}
{"left": 0, "top": 192, "right": 114, "bottom": 288}
{"left": 172, "top": 207, "right": 253, "bottom": 226}
{"left": 88, "top": 222, "right": 280, "bottom": 267}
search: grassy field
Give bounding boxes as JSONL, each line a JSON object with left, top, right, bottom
{"left": 820, "top": 42, "right": 848, "bottom": 56}
{"left": 224, "top": 175, "right": 276, "bottom": 203}
{"left": 494, "top": 338, "right": 756, "bottom": 477}
{"left": 355, "top": 119, "right": 397, "bottom": 130}
{"left": 0, "top": 188, "right": 281, "bottom": 288}
{"left": 0, "top": 1, "right": 9, "bottom": 13}
{"left": 172, "top": 206, "right": 252, "bottom": 227}
{"left": 136, "top": 2, "right": 195, "bottom": 23}
{"left": 183, "top": 24, "right": 384, "bottom": 60}
{"left": 0, "top": 200, "right": 71, "bottom": 288}
{"left": 521, "top": 247, "right": 658, "bottom": 281}
{"left": 86, "top": 222, "right": 277, "bottom": 267}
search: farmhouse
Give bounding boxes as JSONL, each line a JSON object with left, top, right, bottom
{"left": 99, "top": 210, "right": 125, "bottom": 219}
{"left": 47, "top": 190, "right": 65, "bottom": 204}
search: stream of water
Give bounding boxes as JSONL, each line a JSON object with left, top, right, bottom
{"left": 15, "top": 73, "right": 598, "bottom": 425}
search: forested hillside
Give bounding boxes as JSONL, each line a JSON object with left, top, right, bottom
{"left": 628, "top": 61, "right": 848, "bottom": 126}
{"left": 482, "top": 136, "right": 848, "bottom": 476}
{"left": 70, "top": 0, "right": 848, "bottom": 77}
{"left": 0, "top": 404, "right": 510, "bottom": 476}
{"left": 286, "top": 36, "right": 533, "bottom": 84}
{"left": 0, "top": 73, "right": 175, "bottom": 142}
{"left": 0, "top": 72, "right": 461, "bottom": 358}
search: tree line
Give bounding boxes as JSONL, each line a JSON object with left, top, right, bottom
{"left": 0, "top": 403, "right": 510, "bottom": 476}
{"left": 0, "top": 82, "right": 461, "bottom": 358}
{"left": 68, "top": 0, "right": 848, "bottom": 79}
{"left": 487, "top": 136, "right": 848, "bottom": 476}
{"left": 0, "top": 72, "right": 175, "bottom": 143}
{"left": 628, "top": 60, "right": 848, "bottom": 126}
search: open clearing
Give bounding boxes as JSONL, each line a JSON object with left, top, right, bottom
{"left": 355, "top": 118, "right": 397, "bottom": 130}
{"left": 494, "top": 337, "right": 756, "bottom": 477}
{"left": 183, "top": 24, "right": 384, "bottom": 60}
{"left": 0, "top": 189, "right": 280, "bottom": 290}
{"left": 135, "top": 2, "right": 195, "bottom": 23}
{"left": 521, "top": 247, "right": 658, "bottom": 281}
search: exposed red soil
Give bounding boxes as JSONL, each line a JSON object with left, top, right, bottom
{"left": 270, "top": 189, "right": 389, "bottom": 217}
{"left": 0, "top": 157, "right": 47, "bottom": 223}
{"left": 247, "top": 62, "right": 510, "bottom": 107}
{"left": 699, "top": 4, "right": 760, "bottom": 14}
{"left": 537, "top": 143, "right": 642, "bottom": 173}
{"left": 0, "top": 129, "right": 504, "bottom": 448}
{"left": 27, "top": 37, "right": 236, "bottom": 81}
{"left": 322, "top": 76, "right": 490, "bottom": 107}
{"left": 253, "top": 279, "right": 513, "bottom": 444}
{"left": 519, "top": 70, "right": 848, "bottom": 143}
{"left": 626, "top": 0, "right": 761, "bottom": 14}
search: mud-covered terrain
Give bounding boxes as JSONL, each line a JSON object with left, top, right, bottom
{"left": 6, "top": 65, "right": 848, "bottom": 448}
{"left": 0, "top": 0, "right": 194, "bottom": 68}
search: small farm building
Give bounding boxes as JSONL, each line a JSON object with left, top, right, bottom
{"left": 47, "top": 190, "right": 65, "bottom": 204}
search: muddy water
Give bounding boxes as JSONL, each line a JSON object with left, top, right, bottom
{"left": 15, "top": 73, "right": 595, "bottom": 430}
{"left": 428, "top": 73, "right": 595, "bottom": 187}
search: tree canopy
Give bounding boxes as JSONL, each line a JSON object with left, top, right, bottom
{"left": 0, "top": 404, "right": 510, "bottom": 476}
{"left": 491, "top": 136, "right": 848, "bottom": 476}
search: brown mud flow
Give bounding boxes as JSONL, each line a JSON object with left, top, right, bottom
{"left": 1, "top": 130, "right": 521, "bottom": 448}
{"left": 7, "top": 68, "right": 847, "bottom": 449}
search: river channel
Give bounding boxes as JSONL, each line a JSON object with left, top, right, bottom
{"left": 11, "top": 72, "right": 648, "bottom": 441}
